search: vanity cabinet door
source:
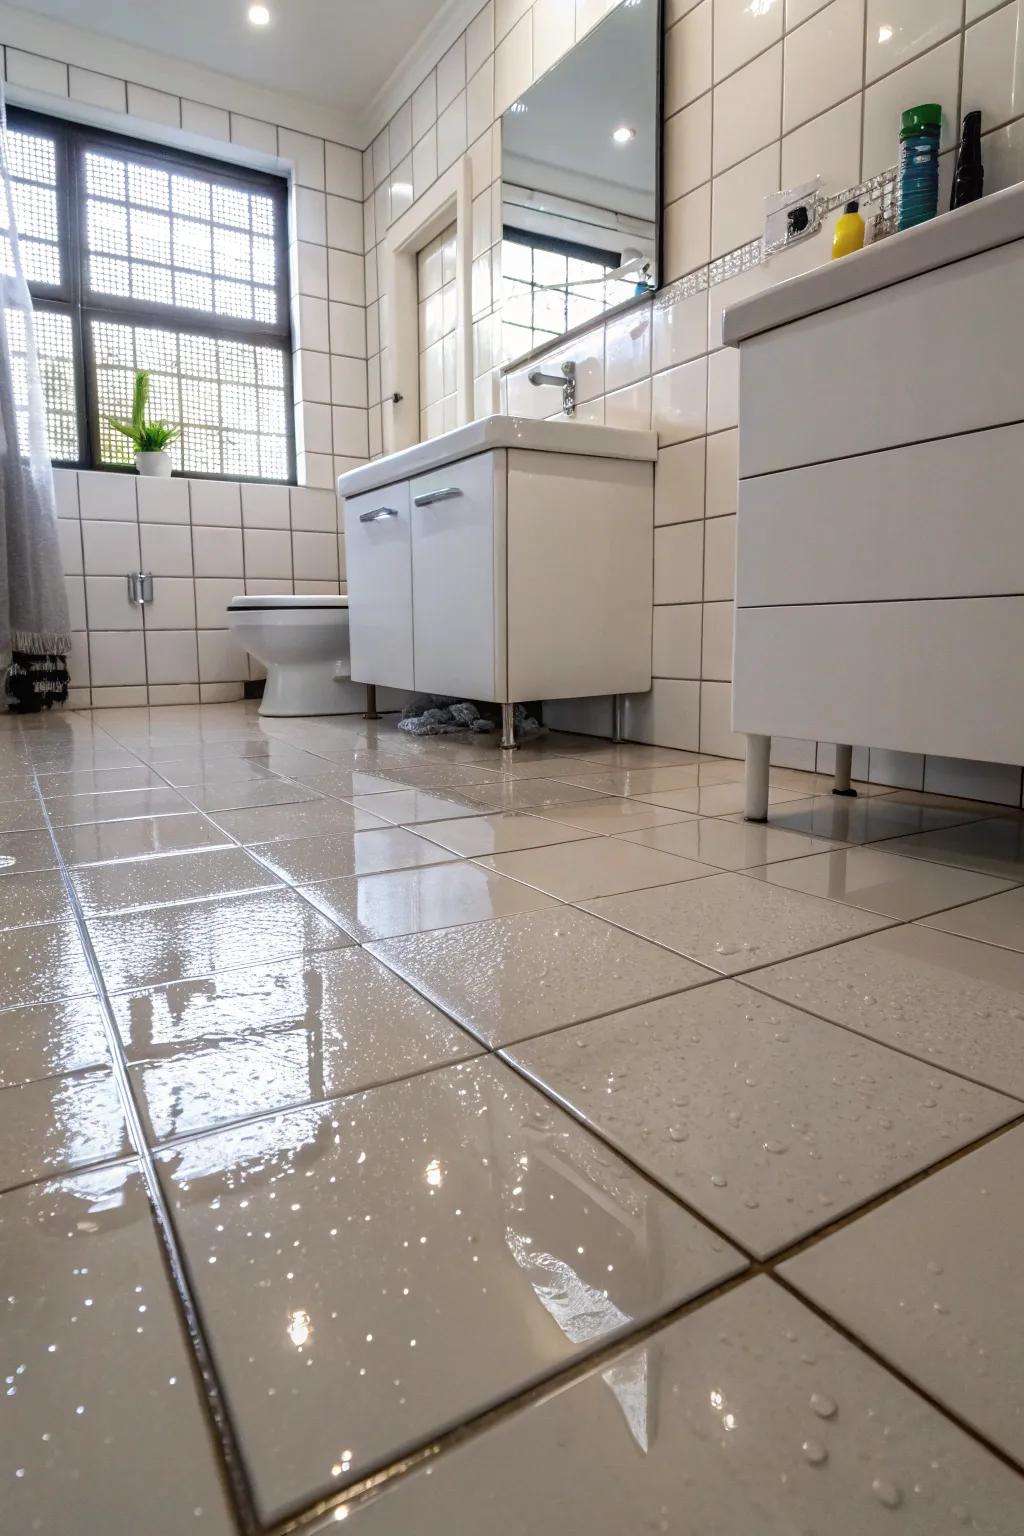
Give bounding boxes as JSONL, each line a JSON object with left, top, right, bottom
{"left": 410, "top": 451, "right": 507, "bottom": 701}
{"left": 343, "top": 480, "right": 414, "bottom": 689}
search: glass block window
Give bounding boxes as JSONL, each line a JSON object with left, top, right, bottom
{"left": 6, "top": 105, "right": 292, "bottom": 478}
{"left": 92, "top": 319, "right": 289, "bottom": 480}
{"left": 6, "top": 306, "right": 79, "bottom": 461}
{"left": 501, "top": 231, "right": 631, "bottom": 362}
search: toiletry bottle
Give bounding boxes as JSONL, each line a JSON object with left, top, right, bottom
{"left": 950, "top": 110, "right": 984, "bottom": 210}
{"left": 832, "top": 200, "right": 865, "bottom": 260}
{"left": 898, "top": 103, "right": 942, "bottom": 230}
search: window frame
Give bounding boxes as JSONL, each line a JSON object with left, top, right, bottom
{"left": 8, "top": 104, "right": 296, "bottom": 483}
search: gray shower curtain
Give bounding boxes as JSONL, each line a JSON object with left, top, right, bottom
{"left": 0, "top": 83, "right": 71, "bottom": 712}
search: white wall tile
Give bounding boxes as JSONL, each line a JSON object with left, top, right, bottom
{"left": 653, "top": 289, "right": 707, "bottom": 372}
{"left": 783, "top": 0, "right": 865, "bottom": 133}
{"left": 243, "top": 528, "right": 292, "bottom": 580}
{"left": 332, "top": 406, "right": 369, "bottom": 458}
{"left": 468, "top": 2, "right": 496, "bottom": 74}
{"left": 867, "top": 748, "right": 925, "bottom": 789}
{"left": 140, "top": 522, "right": 193, "bottom": 577}
{"left": 294, "top": 294, "right": 330, "bottom": 352}
{"left": 327, "top": 195, "right": 363, "bottom": 253}
{"left": 329, "top": 301, "right": 366, "bottom": 357}
{"left": 192, "top": 526, "right": 243, "bottom": 577}
{"left": 438, "top": 35, "right": 467, "bottom": 112}
{"left": 867, "top": 0, "right": 962, "bottom": 83}
{"left": 575, "top": 0, "right": 621, "bottom": 40}
{"left": 198, "top": 630, "right": 248, "bottom": 683}
{"left": 412, "top": 71, "right": 438, "bottom": 142}
{"left": 78, "top": 472, "right": 136, "bottom": 522}
{"left": 242, "top": 483, "right": 290, "bottom": 529}
{"left": 82, "top": 519, "right": 140, "bottom": 575}
{"left": 494, "top": 13, "right": 533, "bottom": 114}
{"left": 52, "top": 469, "right": 79, "bottom": 519}
{"left": 665, "top": 93, "right": 713, "bottom": 200}
{"left": 533, "top": 0, "right": 576, "bottom": 78}
{"left": 655, "top": 437, "right": 705, "bottom": 525}
{"left": 703, "top": 512, "right": 736, "bottom": 600}
{"left": 781, "top": 93, "right": 862, "bottom": 191}
{"left": 326, "top": 141, "right": 363, "bottom": 200}
{"left": 715, "top": 0, "right": 784, "bottom": 81}
{"left": 467, "top": 57, "right": 495, "bottom": 143}
{"left": 604, "top": 376, "right": 652, "bottom": 431}
{"left": 785, "top": 0, "right": 832, "bottom": 24}
{"left": 967, "top": 0, "right": 1009, "bottom": 18}
{"left": 653, "top": 603, "right": 702, "bottom": 677}
{"left": 68, "top": 68, "right": 125, "bottom": 113}
{"left": 64, "top": 575, "right": 86, "bottom": 631}
{"left": 862, "top": 35, "right": 960, "bottom": 174}
{"left": 57, "top": 518, "right": 83, "bottom": 576}
{"left": 144, "top": 578, "right": 196, "bottom": 630}
{"left": 701, "top": 600, "right": 734, "bottom": 680}
{"left": 136, "top": 477, "right": 189, "bottom": 524}
{"left": 962, "top": 3, "right": 1023, "bottom": 132}
{"left": 437, "top": 92, "right": 468, "bottom": 171}
{"left": 231, "top": 115, "right": 278, "bottom": 155}
{"left": 7, "top": 50, "right": 67, "bottom": 96}
{"left": 85, "top": 576, "right": 140, "bottom": 630}
{"left": 279, "top": 129, "right": 325, "bottom": 190}
{"left": 181, "top": 100, "right": 230, "bottom": 141}
{"left": 666, "top": 1, "right": 712, "bottom": 114}
{"left": 90, "top": 630, "right": 146, "bottom": 686}
{"left": 652, "top": 355, "right": 708, "bottom": 444}
{"left": 496, "top": 0, "right": 533, "bottom": 41}
{"left": 923, "top": 756, "right": 1024, "bottom": 805}
{"left": 699, "top": 678, "right": 744, "bottom": 757}
{"left": 982, "top": 117, "right": 1024, "bottom": 194}
{"left": 389, "top": 102, "right": 413, "bottom": 167}
{"left": 664, "top": 182, "right": 711, "bottom": 280}
{"left": 705, "top": 428, "right": 739, "bottom": 519}
{"left": 189, "top": 480, "right": 241, "bottom": 527}
{"left": 194, "top": 578, "right": 240, "bottom": 628}
{"left": 127, "top": 84, "right": 180, "bottom": 127}
{"left": 68, "top": 633, "right": 90, "bottom": 690}
{"left": 413, "top": 125, "right": 439, "bottom": 199}
{"left": 291, "top": 487, "right": 337, "bottom": 532}
{"left": 294, "top": 186, "right": 327, "bottom": 245}
{"left": 605, "top": 306, "right": 652, "bottom": 391}
{"left": 655, "top": 520, "right": 704, "bottom": 605}
{"left": 145, "top": 630, "right": 199, "bottom": 685}
{"left": 625, "top": 678, "right": 701, "bottom": 750}
{"left": 148, "top": 684, "right": 201, "bottom": 705}
{"left": 372, "top": 130, "right": 390, "bottom": 188}
{"left": 713, "top": 44, "right": 782, "bottom": 175}
{"left": 293, "top": 531, "right": 339, "bottom": 581}
{"left": 293, "top": 241, "right": 328, "bottom": 299}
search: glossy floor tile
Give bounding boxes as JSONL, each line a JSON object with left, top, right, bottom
{"left": 882, "top": 815, "right": 1024, "bottom": 878}
{"left": 340, "top": 1277, "right": 1024, "bottom": 1535}
{"left": 477, "top": 835, "right": 718, "bottom": 901}
{"left": 782, "top": 1126, "right": 1024, "bottom": 1465}
{"left": 6, "top": 704, "right": 1024, "bottom": 1533}
{"left": 508, "top": 980, "right": 1017, "bottom": 1258}
{"left": 297, "top": 859, "right": 557, "bottom": 942}
{"left": 747, "top": 845, "right": 1015, "bottom": 919}
{"left": 0, "top": 1164, "right": 236, "bottom": 1533}
{"left": 749, "top": 923, "right": 1024, "bottom": 1097}
{"left": 0, "top": 1067, "right": 130, "bottom": 1190}
{"left": 158, "top": 1056, "right": 744, "bottom": 1521}
{"left": 248, "top": 825, "right": 458, "bottom": 884}
{"left": 415, "top": 810, "right": 595, "bottom": 856}
{"left": 620, "top": 815, "right": 843, "bottom": 868}
{"left": 582, "top": 872, "right": 891, "bottom": 976}
{"left": 71, "top": 846, "right": 276, "bottom": 917}
{"left": 921, "top": 883, "right": 1024, "bottom": 952}
{"left": 87, "top": 888, "right": 353, "bottom": 993}
{"left": 369, "top": 906, "right": 714, "bottom": 1048}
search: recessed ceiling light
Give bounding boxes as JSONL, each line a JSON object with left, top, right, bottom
{"left": 509, "top": 100, "right": 528, "bottom": 114}
{"left": 612, "top": 126, "right": 636, "bottom": 145}
{"left": 877, "top": 23, "right": 893, "bottom": 43}
{"left": 248, "top": 4, "right": 270, "bottom": 25}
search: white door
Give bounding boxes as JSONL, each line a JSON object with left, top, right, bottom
{"left": 342, "top": 480, "right": 414, "bottom": 689}
{"left": 410, "top": 451, "right": 507, "bottom": 701}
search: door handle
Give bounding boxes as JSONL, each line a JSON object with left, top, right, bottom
{"left": 359, "top": 506, "right": 399, "bottom": 522}
{"left": 413, "top": 487, "right": 463, "bottom": 507}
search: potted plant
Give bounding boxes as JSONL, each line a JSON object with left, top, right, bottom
{"left": 107, "top": 369, "right": 181, "bottom": 476}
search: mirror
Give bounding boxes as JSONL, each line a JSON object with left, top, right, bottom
{"left": 499, "top": 0, "right": 661, "bottom": 369}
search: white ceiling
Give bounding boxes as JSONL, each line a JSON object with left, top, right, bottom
{"left": 9, "top": 0, "right": 449, "bottom": 115}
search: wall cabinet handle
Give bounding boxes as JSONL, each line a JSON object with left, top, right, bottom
{"left": 359, "top": 506, "right": 399, "bottom": 522}
{"left": 413, "top": 486, "right": 463, "bottom": 507}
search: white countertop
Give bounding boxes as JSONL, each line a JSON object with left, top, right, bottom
{"left": 336, "top": 415, "right": 659, "bottom": 497}
{"left": 723, "top": 180, "right": 1024, "bottom": 346}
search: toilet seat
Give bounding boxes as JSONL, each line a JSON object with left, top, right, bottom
{"left": 228, "top": 594, "right": 349, "bottom": 611}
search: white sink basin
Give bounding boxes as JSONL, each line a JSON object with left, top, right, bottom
{"left": 336, "top": 414, "right": 658, "bottom": 498}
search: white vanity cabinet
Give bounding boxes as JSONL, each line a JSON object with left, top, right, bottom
{"left": 723, "top": 183, "right": 1024, "bottom": 818}
{"left": 339, "top": 416, "right": 658, "bottom": 739}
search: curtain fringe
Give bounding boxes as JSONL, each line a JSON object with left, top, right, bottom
{"left": 11, "top": 630, "right": 73, "bottom": 655}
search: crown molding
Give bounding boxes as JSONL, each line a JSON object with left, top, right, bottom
{"left": 358, "top": 0, "right": 484, "bottom": 149}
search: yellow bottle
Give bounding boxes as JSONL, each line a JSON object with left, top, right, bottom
{"left": 832, "top": 199, "right": 865, "bottom": 259}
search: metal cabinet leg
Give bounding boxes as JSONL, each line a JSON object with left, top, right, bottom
{"left": 612, "top": 695, "right": 624, "bottom": 744}
{"left": 744, "top": 733, "right": 771, "bottom": 822}
{"left": 501, "top": 702, "right": 518, "bottom": 751}
{"left": 363, "top": 684, "right": 380, "bottom": 721}
{"left": 832, "top": 743, "right": 858, "bottom": 798}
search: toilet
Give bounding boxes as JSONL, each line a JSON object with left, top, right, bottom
{"left": 227, "top": 594, "right": 365, "bottom": 717}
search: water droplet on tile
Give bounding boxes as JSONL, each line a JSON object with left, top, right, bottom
{"left": 871, "top": 1479, "right": 902, "bottom": 1509}
{"left": 743, "top": 1196, "right": 759, "bottom": 1209}
{"left": 802, "top": 1438, "right": 828, "bottom": 1466}
{"left": 710, "top": 1174, "right": 727, "bottom": 1188}
{"left": 862, "top": 995, "right": 876, "bottom": 1006}
{"left": 810, "top": 1392, "right": 837, "bottom": 1419}
{"left": 926, "top": 1260, "right": 943, "bottom": 1276}
{"left": 668, "top": 1126, "right": 688, "bottom": 1143}
{"left": 763, "top": 1140, "right": 786, "bottom": 1154}
{"left": 933, "top": 1301, "right": 949, "bottom": 1315}
{"left": 0, "top": 856, "right": 16, "bottom": 870}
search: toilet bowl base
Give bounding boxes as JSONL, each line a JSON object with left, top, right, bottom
{"left": 259, "top": 663, "right": 365, "bottom": 717}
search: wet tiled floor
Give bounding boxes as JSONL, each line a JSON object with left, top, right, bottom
{"left": 2, "top": 703, "right": 1023, "bottom": 1534}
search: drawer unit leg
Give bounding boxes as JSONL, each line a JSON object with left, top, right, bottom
{"left": 501, "top": 702, "right": 518, "bottom": 751}
{"left": 612, "top": 694, "right": 624, "bottom": 743}
{"left": 832, "top": 743, "right": 858, "bottom": 798}
{"left": 363, "top": 684, "right": 380, "bottom": 720}
{"left": 745, "top": 734, "right": 771, "bottom": 822}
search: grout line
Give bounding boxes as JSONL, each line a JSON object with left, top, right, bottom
{"left": 26, "top": 755, "right": 261, "bottom": 1536}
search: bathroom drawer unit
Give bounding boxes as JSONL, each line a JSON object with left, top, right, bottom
{"left": 723, "top": 182, "right": 1024, "bottom": 818}
{"left": 339, "top": 415, "right": 657, "bottom": 744}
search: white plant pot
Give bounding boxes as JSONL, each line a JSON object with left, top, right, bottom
{"left": 135, "top": 450, "right": 172, "bottom": 477}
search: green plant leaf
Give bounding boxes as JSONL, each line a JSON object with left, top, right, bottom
{"left": 131, "top": 369, "right": 150, "bottom": 436}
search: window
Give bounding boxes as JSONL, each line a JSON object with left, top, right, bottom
{"left": 4, "top": 107, "right": 294, "bottom": 481}
{"left": 501, "top": 229, "right": 637, "bottom": 363}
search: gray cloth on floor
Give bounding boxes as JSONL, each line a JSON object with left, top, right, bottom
{"left": 398, "top": 698, "right": 543, "bottom": 738}
{"left": 0, "top": 86, "right": 72, "bottom": 693}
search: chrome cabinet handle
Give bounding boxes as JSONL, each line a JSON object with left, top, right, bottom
{"left": 413, "top": 486, "right": 463, "bottom": 507}
{"left": 359, "top": 506, "right": 399, "bottom": 523}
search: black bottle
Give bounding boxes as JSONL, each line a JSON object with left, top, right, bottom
{"left": 950, "top": 110, "right": 984, "bottom": 210}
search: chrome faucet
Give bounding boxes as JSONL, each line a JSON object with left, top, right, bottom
{"left": 527, "top": 359, "right": 576, "bottom": 418}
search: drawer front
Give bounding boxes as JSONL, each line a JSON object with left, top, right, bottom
{"left": 734, "top": 598, "right": 1024, "bottom": 765}
{"left": 411, "top": 451, "right": 506, "bottom": 701}
{"left": 739, "top": 240, "right": 1024, "bottom": 477}
{"left": 738, "top": 423, "right": 1024, "bottom": 607}
{"left": 342, "top": 480, "right": 414, "bottom": 689}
